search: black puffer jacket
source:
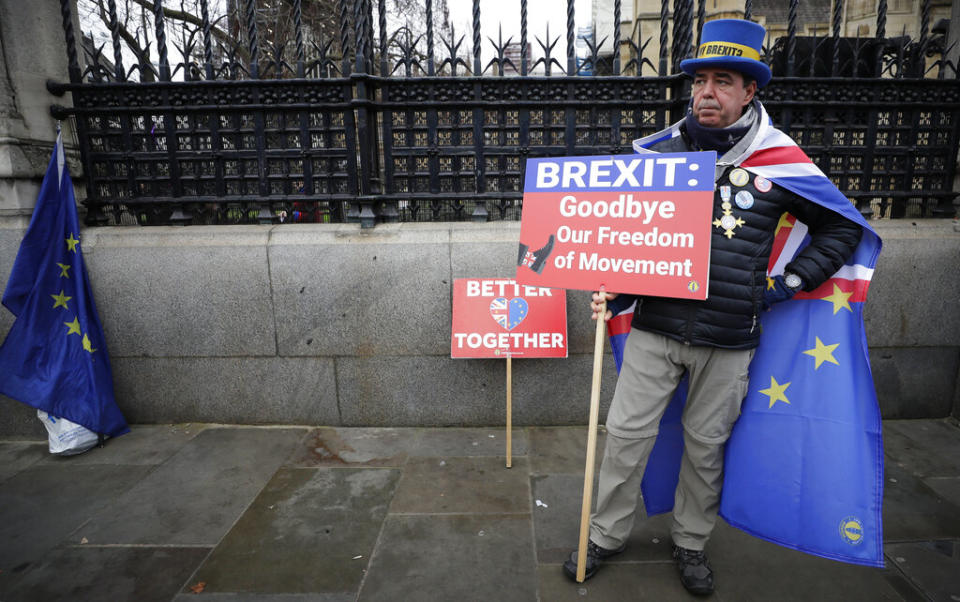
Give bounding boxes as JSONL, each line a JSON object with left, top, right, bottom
{"left": 616, "top": 131, "right": 862, "bottom": 350}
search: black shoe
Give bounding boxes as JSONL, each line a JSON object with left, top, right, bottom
{"left": 562, "top": 540, "right": 626, "bottom": 582}
{"left": 672, "top": 545, "right": 714, "bottom": 596}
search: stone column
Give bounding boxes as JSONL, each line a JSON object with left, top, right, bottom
{"left": 0, "top": 0, "right": 79, "bottom": 219}
{"left": 948, "top": 0, "right": 960, "bottom": 77}
{"left": 948, "top": 0, "right": 960, "bottom": 209}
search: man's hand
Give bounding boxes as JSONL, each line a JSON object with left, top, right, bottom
{"left": 591, "top": 289, "right": 619, "bottom": 322}
{"left": 762, "top": 273, "right": 802, "bottom": 310}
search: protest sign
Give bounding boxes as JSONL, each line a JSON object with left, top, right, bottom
{"left": 516, "top": 152, "right": 716, "bottom": 300}
{"left": 450, "top": 277, "right": 568, "bottom": 467}
{"left": 450, "top": 278, "right": 567, "bottom": 359}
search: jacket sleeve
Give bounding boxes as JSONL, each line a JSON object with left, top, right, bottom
{"left": 604, "top": 293, "right": 638, "bottom": 317}
{"left": 783, "top": 194, "right": 863, "bottom": 291}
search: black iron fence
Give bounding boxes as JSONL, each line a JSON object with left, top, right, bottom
{"left": 51, "top": 0, "right": 959, "bottom": 227}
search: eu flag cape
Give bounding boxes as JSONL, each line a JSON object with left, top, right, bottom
{"left": 0, "top": 133, "right": 128, "bottom": 438}
{"left": 606, "top": 101, "right": 883, "bottom": 567}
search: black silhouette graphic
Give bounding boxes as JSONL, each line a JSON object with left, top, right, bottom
{"left": 517, "top": 235, "right": 555, "bottom": 274}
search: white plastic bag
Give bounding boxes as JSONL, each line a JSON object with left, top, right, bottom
{"left": 37, "top": 410, "right": 99, "bottom": 456}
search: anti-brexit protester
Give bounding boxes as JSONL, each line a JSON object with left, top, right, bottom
{"left": 563, "top": 18, "right": 876, "bottom": 596}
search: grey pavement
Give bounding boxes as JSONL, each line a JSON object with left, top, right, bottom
{"left": 0, "top": 420, "right": 958, "bottom": 601}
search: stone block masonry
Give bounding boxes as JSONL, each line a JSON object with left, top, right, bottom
{"left": 0, "top": 220, "right": 957, "bottom": 436}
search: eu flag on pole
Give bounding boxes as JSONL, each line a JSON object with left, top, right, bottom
{"left": 0, "top": 132, "right": 128, "bottom": 438}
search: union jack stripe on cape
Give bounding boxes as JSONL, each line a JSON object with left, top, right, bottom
{"left": 609, "top": 101, "right": 884, "bottom": 566}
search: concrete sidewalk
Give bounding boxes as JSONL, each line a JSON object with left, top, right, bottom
{"left": 1, "top": 420, "right": 958, "bottom": 601}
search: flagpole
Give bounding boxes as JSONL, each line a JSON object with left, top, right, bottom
{"left": 575, "top": 298, "right": 606, "bottom": 582}
{"left": 506, "top": 352, "right": 512, "bottom": 468}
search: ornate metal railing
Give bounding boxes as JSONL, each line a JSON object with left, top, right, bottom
{"left": 51, "top": 0, "right": 959, "bottom": 226}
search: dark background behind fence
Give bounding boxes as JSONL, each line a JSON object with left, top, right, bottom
{"left": 50, "top": 0, "right": 959, "bottom": 227}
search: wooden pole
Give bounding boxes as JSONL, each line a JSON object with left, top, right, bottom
{"left": 506, "top": 353, "right": 512, "bottom": 468}
{"left": 575, "top": 299, "right": 606, "bottom": 582}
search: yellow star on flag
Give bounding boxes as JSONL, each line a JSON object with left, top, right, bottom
{"left": 803, "top": 337, "right": 840, "bottom": 369}
{"left": 51, "top": 290, "right": 72, "bottom": 310}
{"left": 766, "top": 276, "right": 776, "bottom": 290}
{"left": 64, "top": 317, "right": 82, "bottom": 336}
{"left": 57, "top": 262, "right": 71, "bottom": 278}
{"left": 821, "top": 283, "right": 853, "bottom": 314}
{"left": 82, "top": 333, "right": 97, "bottom": 354}
{"left": 759, "top": 376, "right": 791, "bottom": 409}
{"left": 774, "top": 212, "right": 794, "bottom": 236}
{"left": 66, "top": 233, "right": 80, "bottom": 253}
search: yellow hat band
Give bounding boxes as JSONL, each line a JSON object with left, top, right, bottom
{"left": 696, "top": 41, "right": 761, "bottom": 62}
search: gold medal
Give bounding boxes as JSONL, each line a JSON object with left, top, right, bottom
{"left": 713, "top": 204, "right": 745, "bottom": 239}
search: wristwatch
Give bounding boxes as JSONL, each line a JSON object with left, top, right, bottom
{"left": 784, "top": 272, "right": 803, "bottom": 291}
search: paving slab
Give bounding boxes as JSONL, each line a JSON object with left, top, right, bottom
{"left": 884, "top": 420, "right": 960, "bottom": 478}
{"left": 35, "top": 424, "right": 205, "bottom": 467}
{"left": 358, "top": 514, "right": 537, "bottom": 602}
{"left": 390, "top": 456, "right": 530, "bottom": 514}
{"left": 2, "top": 545, "right": 210, "bottom": 602}
{"left": 887, "top": 540, "right": 960, "bottom": 602}
{"left": 528, "top": 426, "right": 605, "bottom": 475}
{"left": 537, "top": 562, "right": 697, "bottom": 601}
{"left": 0, "top": 464, "right": 153, "bottom": 577}
{"left": 531, "top": 473, "right": 594, "bottom": 564}
{"left": 285, "top": 427, "right": 412, "bottom": 467}
{"left": 0, "top": 441, "right": 45, "bottom": 483}
{"left": 713, "top": 560, "right": 911, "bottom": 602}
{"left": 412, "top": 426, "right": 527, "bottom": 457}
{"left": 530, "top": 473, "right": 673, "bottom": 565}
{"left": 709, "top": 522, "right": 919, "bottom": 601}
{"left": 191, "top": 467, "right": 399, "bottom": 595}
{"left": 882, "top": 462, "right": 960, "bottom": 541}
{"left": 284, "top": 427, "right": 527, "bottom": 469}
{"left": 923, "top": 477, "right": 960, "bottom": 508}
{"left": 73, "top": 427, "right": 306, "bottom": 545}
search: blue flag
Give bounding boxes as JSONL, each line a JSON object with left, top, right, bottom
{"left": 609, "top": 102, "right": 885, "bottom": 567}
{"left": 0, "top": 133, "right": 128, "bottom": 438}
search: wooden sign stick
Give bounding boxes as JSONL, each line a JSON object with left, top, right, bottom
{"left": 575, "top": 298, "right": 606, "bottom": 582}
{"left": 506, "top": 353, "right": 512, "bottom": 468}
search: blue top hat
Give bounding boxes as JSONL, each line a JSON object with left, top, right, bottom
{"left": 680, "top": 19, "right": 771, "bottom": 88}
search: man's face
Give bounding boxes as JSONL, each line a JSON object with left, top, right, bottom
{"left": 691, "top": 69, "right": 757, "bottom": 128}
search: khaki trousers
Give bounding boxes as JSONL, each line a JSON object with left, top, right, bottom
{"left": 589, "top": 329, "right": 754, "bottom": 551}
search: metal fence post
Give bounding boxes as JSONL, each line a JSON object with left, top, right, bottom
{"left": 471, "top": 0, "right": 488, "bottom": 222}
{"left": 353, "top": 0, "right": 377, "bottom": 228}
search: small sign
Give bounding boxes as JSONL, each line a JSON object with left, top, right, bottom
{"left": 451, "top": 278, "right": 568, "bottom": 359}
{"left": 516, "top": 153, "right": 716, "bottom": 300}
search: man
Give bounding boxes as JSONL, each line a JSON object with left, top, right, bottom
{"left": 561, "top": 19, "right": 864, "bottom": 595}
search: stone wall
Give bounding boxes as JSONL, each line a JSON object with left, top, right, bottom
{"left": 1, "top": 220, "right": 957, "bottom": 437}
